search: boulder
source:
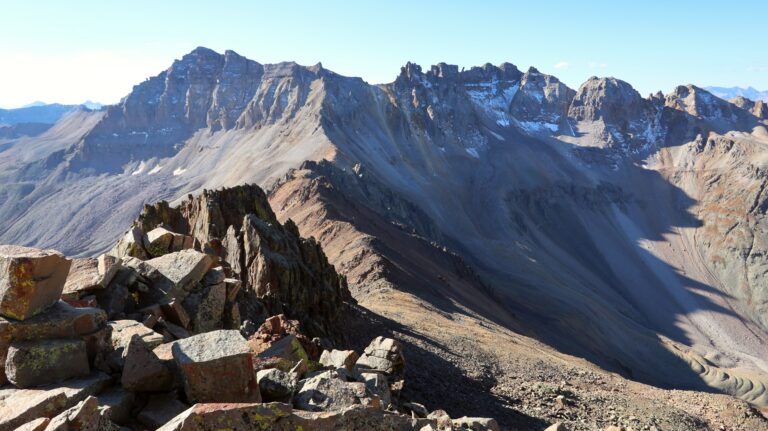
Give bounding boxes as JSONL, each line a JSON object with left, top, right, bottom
{"left": 160, "top": 300, "right": 190, "bottom": 329}
{"left": 146, "top": 227, "right": 195, "bottom": 257}
{"left": 121, "top": 335, "right": 174, "bottom": 392}
{"left": 182, "top": 282, "right": 225, "bottom": 333}
{"left": 355, "top": 337, "right": 405, "bottom": 376}
{"left": 283, "top": 405, "right": 435, "bottom": 430}
{"left": 294, "top": 370, "right": 376, "bottom": 412}
{"left": 545, "top": 423, "right": 568, "bottom": 431}
{"left": 361, "top": 372, "right": 391, "bottom": 408}
{"left": 108, "top": 320, "right": 164, "bottom": 351}
{"left": 136, "top": 393, "right": 189, "bottom": 429}
{"left": 451, "top": 417, "right": 500, "bottom": 431}
{"left": 319, "top": 349, "right": 359, "bottom": 372}
{"left": 95, "top": 387, "right": 134, "bottom": 425}
{"left": 62, "top": 258, "right": 100, "bottom": 295}
{"left": 172, "top": 330, "right": 260, "bottom": 403}
{"left": 0, "top": 302, "right": 107, "bottom": 385}
{"left": 110, "top": 227, "right": 150, "bottom": 260}
{"left": 44, "top": 395, "right": 118, "bottom": 431}
{"left": 156, "top": 402, "right": 292, "bottom": 431}
{"left": 0, "top": 245, "right": 72, "bottom": 320}
{"left": 427, "top": 410, "right": 452, "bottom": 429}
{"left": 14, "top": 417, "right": 50, "bottom": 431}
{"left": 142, "top": 250, "right": 214, "bottom": 300}
{"left": 0, "top": 372, "right": 110, "bottom": 430}
{"left": 256, "top": 368, "right": 298, "bottom": 402}
{"left": 254, "top": 334, "right": 311, "bottom": 371}
{"left": 6, "top": 338, "right": 90, "bottom": 388}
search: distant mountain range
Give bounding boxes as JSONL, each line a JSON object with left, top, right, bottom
{"left": 705, "top": 86, "right": 768, "bottom": 102}
{"left": 0, "top": 102, "right": 104, "bottom": 126}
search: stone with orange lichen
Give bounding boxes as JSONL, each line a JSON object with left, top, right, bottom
{"left": 0, "top": 245, "right": 72, "bottom": 321}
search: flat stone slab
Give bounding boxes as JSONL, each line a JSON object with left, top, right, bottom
{"left": 6, "top": 338, "right": 90, "bottom": 388}
{"left": 0, "top": 372, "right": 110, "bottom": 430}
{"left": 108, "top": 320, "right": 164, "bottom": 351}
{"left": 0, "top": 245, "right": 72, "bottom": 320}
{"left": 0, "top": 302, "right": 106, "bottom": 385}
{"left": 172, "top": 330, "right": 259, "bottom": 403}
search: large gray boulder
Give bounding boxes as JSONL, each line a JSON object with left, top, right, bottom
{"left": 294, "top": 370, "right": 376, "bottom": 412}
{"left": 256, "top": 368, "right": 297, "bottom": 402}
{"left": 319, "top": 349, "right": 359, "bottom": 372}
{"left": 172, "top": 330, "right": 260, "bottom": 403}
{"left": 354, "top": 337, "right": 405, "bottom": 376}
{"left": 5, "top": 338, "right": 90, "bottom": 388}
{"left": 0, "top": 245, "right": 71, "bottom": 320}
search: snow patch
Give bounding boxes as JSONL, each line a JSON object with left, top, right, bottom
{"left": 517, "top": 121, "right": 558, "bottom": 133}
{"left": 173, "top": 167, "right": 187, "bottom": 176}
{"left": 131, "top": 161, "right": 146, "bottom": 176}
{"left": 465, "top": 147, "right": 480, "bottom": 158}
{"left": 148, "top": 165, "right": 163, "bottom": 175}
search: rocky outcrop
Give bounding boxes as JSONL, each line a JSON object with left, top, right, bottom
{"left": 133, "top": 184, "right": 352, "bottom": 339}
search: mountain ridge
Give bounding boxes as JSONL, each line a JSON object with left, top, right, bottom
{"left": 3, "top": 47, "right": 768, "bottom": 428}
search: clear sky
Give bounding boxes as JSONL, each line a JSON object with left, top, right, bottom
{"left": 1, "top": 0, "right": 766, "bottom": 108}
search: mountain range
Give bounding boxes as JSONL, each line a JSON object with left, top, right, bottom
{"left": 2, "top": 47, "right": 768, "bottom": 429}
{"left": 705, "top": 86, "right": 768, "bottom": 102}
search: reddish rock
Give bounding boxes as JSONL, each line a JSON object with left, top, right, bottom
{"left": 156, "top": 402, "right": 291, "bottom": 431}
{"left": 0, "top": 245, "right": 72, "bottom": 321}
{"left": 172, "top": 330, "right": 260, "bottom": 403}
{"left": 121, "top": 335, "right": 174, "bottom": 392}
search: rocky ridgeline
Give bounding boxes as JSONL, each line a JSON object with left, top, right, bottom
{"left": 0, "top": 184, "right": 502, "bottom": 430}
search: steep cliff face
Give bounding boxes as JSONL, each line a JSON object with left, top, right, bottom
{"left": 135, "top": 184, "right": 352, "bottom": 338}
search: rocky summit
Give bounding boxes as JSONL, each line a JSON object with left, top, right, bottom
{"left": 0, "top": 183, "right": 500, "bottom": 430}
{"left": 2, "top": 47, "right": 768, "bottom": 430}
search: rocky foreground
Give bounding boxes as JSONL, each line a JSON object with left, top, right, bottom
{"left": 0, "top": 184, "right": 514, "bottom": 431}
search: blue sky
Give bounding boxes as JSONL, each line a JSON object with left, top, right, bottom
{"left": 1, "top": 0, "right": 766, "bottom": 107}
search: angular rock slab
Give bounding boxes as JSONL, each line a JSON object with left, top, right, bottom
{"left": 172, "top": 330, "right": 260, "bottom": 403}
{"left": 5, "top": 338, "right": 90, "bottom": 388}
{"left": 355, "top": 337, "right": 405, "bottom": 376}
{"left": 0, "top": 302, "right": 106, "bottom": 385}
{"left": 140, "top": 250, "right": 214, "bottom": 301}
{"left": 44, "top": 395, "right": 118, "bottom": 431}
{"left": 14, "top": 417, "right": 50, "bottom": 431}
{"left": 284, "top": 405, "right": 435, "bottom": 430}
{"left": 121, "top": 335, "right": 174, "bottom": 392}
{"left": 452, "top": 416, "right": 501, "bottom": 431}
{"left": 157, "top": 402, "right": 292, "bottom": 431}
{"left": 0, "top": 245, "right": 72, "bottom": 320}
{"left": 294, "top": 370, "right": 374, "bottom": 412}
{"left": 256, "top": 368, "right": 298, "bottom": 402}
{"left": 320, "top": 349, "right": 359, "bottom": 372}
{"left": 0, "top": 372, "right": 110, "bottom": 430}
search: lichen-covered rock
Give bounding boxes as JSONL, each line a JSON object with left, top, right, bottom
{"left": 294, "top": 370, "right": 375, "bottom": 412}
{"left": 254, "top": 334, "right": 311, "bottom": 371}
{"left": 0, "top": 302, "right": 107, "bottom": 385}
{"left": 121, "top": 335, "right": 174, "bottom": 392}
{"left": 181, "top": 281, "right": 225, "bottom": 333}
{"left": 156, "top": 402, "right": 292, "bottom": 431}
{"left": 0, "top": 245, "right": 72, "bottom": 320}
{"left": 172, "top": 330, "right": 260, "bottom": 403}
{"left": 0, "top": 372, "right": 110, "bottom": 430}
{"left": 145, "top": 227, "right": 196, "bottom": 258}
{"left": 282, "top": 405, "right": 435, "bottom": 430}
{"left": 5, "top": 339, "right": 90, "bottom": 388}
{"left": 256, "top": 368, "right": 298, "bottom": 402}
{"left": 319, "top": 349, "right": 359, "bottom": 372}
{"left": 355, "top": 337, "right": 405, "bottom": 376}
